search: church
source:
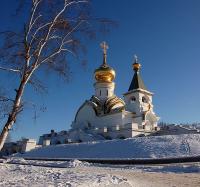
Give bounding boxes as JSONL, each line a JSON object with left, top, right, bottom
{"left": 70, "top": 42, "right": 159, "bottom": 140}
{"left": 39, "top": 42, "right": 160, "bottom": 145}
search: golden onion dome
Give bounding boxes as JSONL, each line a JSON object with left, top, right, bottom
{"left": 94, "top": 65, "right": 115, "bottom": 83}
{"left": 94, "top": 41, "right": 116, "bottom": 83}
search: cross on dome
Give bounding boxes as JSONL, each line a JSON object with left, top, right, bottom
{"left": 100, "top": 41, "right": 109, "bottom": 55}
{"left": 134, "top": 54, "right": 138, "bottom": 64}
{"left": 94, "top": 41, "right": 115, "bottom": 83}
{"left": 133, "top": 54, "right": 141, "bottom": 72}
{"left": 100, "top": 41, "right": 109, "bottom": 67}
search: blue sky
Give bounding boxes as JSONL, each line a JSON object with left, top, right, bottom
{"left": 0, "top": 0, "right": 200, "bottom": 141}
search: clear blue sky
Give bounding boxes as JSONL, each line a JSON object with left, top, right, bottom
{"left": 0, "top": 0, "right": 200, "bottom": 141}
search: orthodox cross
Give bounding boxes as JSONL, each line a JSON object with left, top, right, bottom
{"left": 134, "top": 54, "right": 138, "bottom": 63}
{"left": 100, "top": 41, "right": 109, "bottom": 55}
{"left": 100, "top": 41, "right": 109, "bottom": 66}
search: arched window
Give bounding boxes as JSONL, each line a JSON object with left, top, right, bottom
{"left": 100, "top": 90, "right": 101, "bottom": 96}
{"left": 56, "top": 140, "right": 61, "bottom": 144}
{"left": 130, "top": 96, "right": 136, "bottom": 103}
{"left": 142, "top": 96, "right": 148, "bottom": 103}
{"left": 88, "top": 122, "right": 92, "bottom": 128}
{"left": 106, "top": 90, "right": 108, "bottom": 96}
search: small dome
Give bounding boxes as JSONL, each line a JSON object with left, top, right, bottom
{"left": 133, "top": 55, "right": 141, "bottom": 72}
{"left": 94, "top": 65, "right": 115, "bottom": 83}
{"left": 133, "top": 63, "right": 141, "bottom": 71}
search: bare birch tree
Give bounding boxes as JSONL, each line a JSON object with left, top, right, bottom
{"left": 0, "top": 0, "right": 113, "bottom": 150}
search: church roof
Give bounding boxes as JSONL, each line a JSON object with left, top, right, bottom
{"left": 128, "top": 71, "right": 147, "bottom": 91}
{"left": 128, "top": 55, "right": 147, "bottom": 91}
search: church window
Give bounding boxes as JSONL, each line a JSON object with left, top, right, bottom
{"left": 107, "top": 90, "right": 108, "bottom": 96}
{"left": 12, "top": 149, "right": 17, "bottom": 154}
{"left": 100, "top": 90, "right": 101, "bottom": 96}
{"left": 130, "top": 96, "right": 136, "bottom": 103}
{"left": 142, "top": 113, "right": 145, "bottom": 120}
{"left": 56, "top": 140, "right": 61, "bottom": 144}
{"left": 116, "top": 125, "right": 120, "bottom": 131}
{"left": 105, "top": 136, "right": 112, "bottom": 140}
{"left": 142, "top": 96, "right": 147, "bottom": 103}
{"left": 88, "top": 122, "right": 91, "bottom": 128}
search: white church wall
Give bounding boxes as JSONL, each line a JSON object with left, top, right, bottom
{"left": 21, "top": 139, "right": 37, "bottom": 152}
{"left": 131, "top": 130, "right": 144, "bottom": 137}
{"left": 124, "top": 91, "right": 139, "bottom": 113}
{"left": 94, "top": 82, "right": 115, "bottom": 100}
{"left": 122, "top": 112, "right": 134, "bottom": 125}
{"left": 95, "top": 112, "right": 123, "bottom": 129}
{"left": 124, "top": 90, "right": 154, "bottom": 116}
{"left": 132, "top": 116, "right": 143, "bottom": 127}
{"left": 74, "top": 104, "right": 96, "bottom": 129}
{"left": 43, "top": 139, "right": 51, "bottom": 146}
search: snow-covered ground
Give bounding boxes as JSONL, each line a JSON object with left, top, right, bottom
{"left": 0, "top": 158, "right": 199, "bottom": 187}
{"left": 17, "top": 134, "right": 200, "bottom": 159}
{"left": 3, "top": 134, "right": 199, "bottom": 186}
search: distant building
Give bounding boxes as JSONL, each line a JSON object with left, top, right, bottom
{"left": 0, "top": 139, "right": 38, "bottom": 156}
{"left": 153, "top": 124, "right": 200, "bottom": 136}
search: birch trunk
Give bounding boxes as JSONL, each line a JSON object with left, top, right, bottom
{"left": 0, "top": 76, "right": 27, "bottom": 151}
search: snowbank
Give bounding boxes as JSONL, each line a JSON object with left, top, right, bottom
{"left": 16, "top": 134, "right": 200, "bottom": 159}
{"left": 0, "top": 161, "right": 130, "bottom": 187}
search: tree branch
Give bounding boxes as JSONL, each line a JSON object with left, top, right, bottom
{"left": 0, "top": 66, "right": 21, "bottom": 74}
{"left": 27, "top": 0, "right": 42, "bottom": 38}
{"left": 0, "top": 96, "right": 14, "bottom": 102}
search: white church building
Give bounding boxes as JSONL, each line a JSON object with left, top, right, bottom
{"left": 39, "top": 42, "right": 160, "bottom": 145}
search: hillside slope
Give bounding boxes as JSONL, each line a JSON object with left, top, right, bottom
{"left": 17, "top": 134, "right": 200, "bottom": 159}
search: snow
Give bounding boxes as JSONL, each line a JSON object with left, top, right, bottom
{"left": 0, "top": 158, "right": 199, "bottom": 187}
{"left": 112, "top": 163, "right": 200, "bottom": 173}
{"left": 16, "top": 134, "right": 200, "bottom": 159}
{"left": 0, "top": 159, "right": 131, "bottom": 187}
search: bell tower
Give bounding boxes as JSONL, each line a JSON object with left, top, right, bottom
{"left": 123, "top": 55, "right": 154, "bottom": 116}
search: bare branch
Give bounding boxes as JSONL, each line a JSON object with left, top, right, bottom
{"left": 27, "top": 0, "right": 42, "bottom": 38}
{"left": 35, "top": 0, "right": 87, "bottom": 66}
{"left": 62, "top": 20, "right": 85, "bottom": 42}
{"left": 0, "top": 66, "right": 21, "bottom": 74}
{"left": 29, "top": 14, "right": 42, "bottom": 31}
{"left": 30, "top": 22, "right": 52, "bottom": 45}
{"left": 0, "top": 96, "right": 14, "bottom": 102}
